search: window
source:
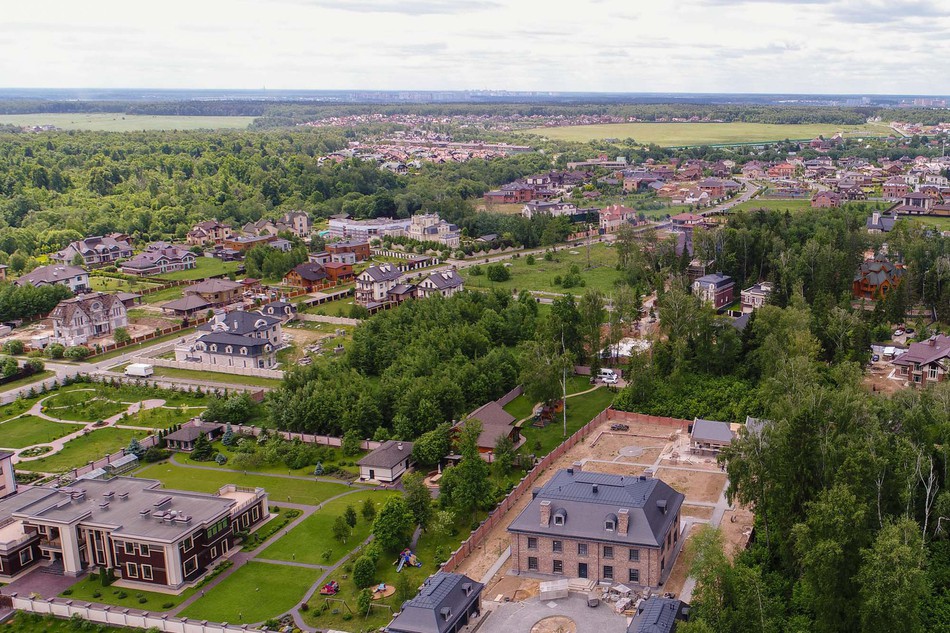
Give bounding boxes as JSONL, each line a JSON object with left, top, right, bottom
{"left": 528, "top": 556, "right": 538, "bottom": 571}
{"left": 211, "top": 546, "right": 217, "bottom": 559}
{"left": 661, "top": 557, "right": 665, "bottom": 570}
{"left": 552, "top": 540, "right": 562, "bottom": 553}
{"left": 142, "top": 565, "right": 153, "bottom": 581}
{"left": 139, "top": 544, "right": 149, "bottom": 556}
{"left": 553, "top": 560, "right": 563, "bottom": 574}
{"left": 629, "top": 569, "right": 640, "bottom": 583}
{"left": 603, "top": 546, "right": 614, "bottom": 559}
{"left": 527, "top": 537, "right": 538, "bottom": 550}
{"left": 930, "top": 367, "right": 939, "bottom": 381}
{"left": 577, "top": 543, "right": 588, "bottom": 556}
{"left": 252, "top": 506, "right": 260, "bottom": 522}
{"left": 207, "top": 518, "right": 229, "bottom": 540}
{"left": 605, "top": 520, "right": 615, "bottom": 531}
{"left": 126, "top": 563, "right": 138, "bottom": 578}
{"left": 125, "top": 542, "right": 135, "bottom": 555}
{"left": 19, "top": 548, "right": 32, "bottom": 565}
{"left": 629, "top": 549, "right": 639, "bottom": 562}
{"left": 553, "top": 514, "right": 564, "bottom": 526}
{"left": 603, "top": 565, "right": 613, "bottom": 580}
{"left": 183, "top": 556, "right": 197, "bottom": 576}
{"left": 181, "top": 537, "right": 193, "bottom": 552}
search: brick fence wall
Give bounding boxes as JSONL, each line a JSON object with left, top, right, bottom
{"left": 225, "top": 423, "right": 382, "bottom": 452}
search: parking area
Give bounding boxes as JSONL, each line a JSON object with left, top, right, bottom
{"left": 481, "top": 594, "right": 628, "bottom": 633}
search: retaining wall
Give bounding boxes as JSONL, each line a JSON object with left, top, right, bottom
{"left": 132, "top": 357, "right": 284, "bottom": 380}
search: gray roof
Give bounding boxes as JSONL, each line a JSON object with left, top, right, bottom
{"left": 507, "top": 470, "right": 684, "bottom": 548}
{"left": 468, "top": 401, "right": 516, "bottom": 428}
{"left": 161, "top": 295, "right": 211, "bottom": 312}
{"left": 691, "top": 419, "right": 734, "bottom": 444}
{"left": 866, "top": 214, "right": 897, "bottom": 232}
{"left": 854, "top": 258, "right": 903, "bottom": 287}
{"left": 16, "top": 265, "right": 87, "bottom": 287}
{"left": 387, "top": 572, "right": 482, "bottom": 633}
{"left": 358, "top": 440, "right": 413, "bottom": 469}
{"left": 628, "top": 597, "right": 689, "bottom": 633}
{"left": 198, "top": 310, "right": 280, "bottom": 336}
{"left": 422, "top": 270, "right": 463, "bottom": 291}
{"left": 165, "top": 422, "right": 223, "bottom": 443}
{"left": 186, "top": 278, "right": 243, "bottom": 294}
{"left": 360, "top": 265, "right": 403, "bottom": 283}
{"left": 694, "top": 273, "right": 733, "bottom": 288}
{"left": 893, "top": 335, "right": 950, "bottom": 367}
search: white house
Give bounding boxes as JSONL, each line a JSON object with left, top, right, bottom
{"left": 357, "top": 440, "right": 414, "bottom": 482}
{"left": 15, "top": 265, "right": 89, "bottom": 293}
{"left": 49, "top": 292, "right": 128, "bottom": 346}
{"left": 175, "top": 311, "right": 283, "bottom": 369}
{"left": 355, "top": 264, "right": 403, "bottom": 306}
{"left": 416, "top": 270, "right": 464, "bottom": 299}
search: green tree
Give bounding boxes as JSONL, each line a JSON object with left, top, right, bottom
{"left": 71, "top": 252, "right": 85, "bottom": 267}
{"left": 403, "top": 472, "right": 433, "bottom": 531}
{"left": 857, "top": 518, "right": 929, "bottom": 633}
{"left": 344, "top": 505, "right": 358, "bottom": 528}
{"left": 395, "top": 568, "right": 414, "bottom": 604}
{"left": 191, "top": 433, "right": 213, "bottom": 461}
{"left": 342, "top": 429, "right": 362, "bottom": 456}
{"left": 492, "top": 433, "right": 515, "bottom": 476}
{"left": 519, "top": 340, "right": 572, "bottom": 407}
{"left": 352, "top": 555, "right": 376, "bottom": 588}
{"left": 357, "top": 587, "right": 373, "bottom": 616}
{"left": 372, "top": 496, "right": 414, "bottom": 552}
{"left": 332, "top": 514, "right": 352, "bottom": 544}
{"left": 127, "top": 437, "right": 146, "bottom": 459}
{"left": 361, "top": 497, "right": 377, "bottom": 523}
{"left": 439, "top": 420, "right": 493, "bottom": 522}
{"left": 113, "top": 327, "right": 131, "bottom": 345}
{"left": 410, "top": 424, "right": 452, "bottom": 468}
{"left": 1, "top": 339, "right": 24, "bottom": 355}
{"left": 486, "top": 263, "right": 510, "bottom": 282}
{"left": 221, "top": 423, "right": 235, "bottom": 447}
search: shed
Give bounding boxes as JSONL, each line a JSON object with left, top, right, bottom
{"left": 690, "top": 418, "right": 734, "bottom": 453}
{"left": 358, "top": 440, "right": 414, "bottom": 483}
{"left": 165, "top": 422, "right": 223, "bottom": 451}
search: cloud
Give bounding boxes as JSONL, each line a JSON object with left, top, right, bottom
{"left": 830, "top": 0, "right": 949, "bottom": 23}
{"left": 290, "top": 0, "right": 501, "bottom": 15}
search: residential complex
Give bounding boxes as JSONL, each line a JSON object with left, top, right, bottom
{"left": 187, "top": 220, "right": 233, "bottom": 246}
{"left": 53, "top": 236, "right": 133, "bottom": 268}
{"left": 406, "top": 213, "right": 461, "bottom": 247}
{"left": 120, "top": 244, "right": 196, "bottom": 276}
{"left": 327, "top": 216, "right": 411, "bottom": 241}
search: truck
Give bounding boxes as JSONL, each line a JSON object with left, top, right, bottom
{"left": 124, "top": 363, "right": 154, "bottom": 378}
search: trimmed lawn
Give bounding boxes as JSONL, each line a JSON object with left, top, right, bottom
{"left": 148, "top": 365, "right": 283, "bottom": 389}
{"left": 134, "top": 461, "right": 352, "bottom": 505}
{"left": 503, "top": 394, "right": 535, "bottom": 421}
{"left": 62, "top": 573, "right": 196, "bottom": 610}
{"left": 0, "top": 370, "right": 54, "bottom": 394}
{"left": 0, "top": 415, "right": 84, "bottom": 449}
{"left": 180, "top": 561, "right": 318, "bottom": 624}
{"left": 87, "top": 328, "right": 196, "bottom": 362}
{"left": 172, "top": 441, "right": 363, "bottom": 477}
{"left": 89, "top": 276, "right": 160, "bottom": 293}
{"left": 18, "top": 427, "right": 153, "bottom": 473}
{"left": 261, "top": 490, "right": 398, "bottom": 565}
{"left": 123, "top": 406, "right": 202, "bottom": 429}
{"left": 519, "top": 387, "right": 616, "bottom": 457}
{"left": 303, "top": 295, "right": 361, "bottom": 317}
{"left": 154, "top": 257, "right": 240, "bottom": 282}
{"left": 42, "top": 390, "right": 128, "bottom": 421}
{"left": 0, "top": 398, "right": 36, "bottom": 421}
{"left": 140, "top": 285, "right": 185, "bottom": 305}
{"left": 462, "top": 243, "right": 623, "bottom": 295}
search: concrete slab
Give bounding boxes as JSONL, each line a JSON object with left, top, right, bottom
{"left": 481, "top": 594, "right": 627, "bottom": 633}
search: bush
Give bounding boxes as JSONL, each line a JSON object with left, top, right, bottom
{"left": 525, "top": 254, "right": 535, "bottom": 265}
{"left": 113, "top": 327, "right": 131, "bottom": 345}
{"left": 138, "top": 597, "right": 148, "bottom": 604}
{"left": 45, "top": 343, "right": 65, "bottom": 359}
{"left": 2, "top": 339, "right": 24, "bottom": 355}
{"left": 162, "top": 601, "right": 174, "bottom": 609}
{"left": 353, "top": 555, "right": 376, "bottom": 588}
{"left": 64, "top": 346, "right": 92, "bottom": 360}
{"left": 143, "top": 447, "right": 171, "bottom": 463}
{"left": 300, "top": 602, "right": 309, "bottom": 612}
{"left": 486, "top": 263, "right": 510, "bottom": 282}
{"left": 470, "top": 265, "right": 483, "bottom": 276}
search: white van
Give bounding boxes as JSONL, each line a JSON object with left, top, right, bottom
{"left": 125, "top": 363, "right": 154, "bottom": 378}
{"left": 598, "top": 369, "right": 618, "bottom": 384}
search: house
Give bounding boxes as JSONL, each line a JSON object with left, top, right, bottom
{"left": 866, "top": 212, "right": 897, "bottom": 234}
{"left": 356, "top": 264, "right": 404, "bottom": 306}
{"left": 767, "top": 163, "right": 795, "bottom": 179}
{"left": 599, "top": 205, "right": 637, "bottom": 233}
{"left": 324, "top": 261, "right": 354, "bottom": 283}
{"left": 49, "top": 292, "right": 128, "bottom": 346}
{"left": 15, "top": 265, "right": 89, "bottom": 293}
{"left": 385, "top": 572, "right": 483, "bottom": 633}
{"left": 417, "top": 270, "right": 464, "bottom": 299}
{"left": 284, "top": 262, "right": 328, "bottom": 291}
{"left": 406, "top": 213, "right": 461, "bottom": 247}
{"left": 692, "top": 273, "right": 735, "bottom": 310}
{"left": 628, "top": 597, "right": 690, "bottom": 633}
{"left": 852, "top": 257, "right": 903, "bottom": 300}
{"left": 187, "top": 220, "right": 232, "bottom": 246}
{"left": 895, "top": 192, "right": 934, "bottom": 215}
{"left": 0, "top": 472, "right": 266, "bottom": 589}
{"left": 459, "top": 401, "right": 521, "bottom": 457}
{"left": 164, "top": 422, "right": 224, "bottom": 451}
{"left": 892, "top": 335, "right": 950, "bottom": 387}
{"left": 53, "top": 236, "right": 133, "bottom": 268}
{"left": 209, "top": 247, "right": 242, "bottom": 262}
{"left": 160, "top": 295, "right": 212, "bottom": 318}
{"left": 522, "top": 201, "right": 577, "bottom": 220}
{"left": 120, "top": 245, "right": 196, "bottom": 276}
{"left": 484, "top": 182, "right": 536, "bottom": 204}
{"left": 357, "top": 440, "right": 414, "bottom": 482}
{"left": 883, "top": 178, "right": 910, "bottom": 200}
{"left": 309, "top": 251, "right": 331, "bottom": 265}
{"left": 270, "top": 238, "right": 293, "bottom": 253}
{"left": 670, "top": 213, "right": 704, "bottom": 229}
{"left": 222, "top": 234, "right": 280, "bottom": 252}
{"left": 176, "top": 310, "right": 283, "bottom": 369}
{"left": 326, "top": 239, "right": 371, "bottom": 262}
{"left": 275, "top": 211, "right": 312, "bottom": 238}
{"left": 810, "top": 191, "right": 841, "bottom": 208}
{"left": 740, "top": 281, "right": 772, "bottom": 312}
{"left": 508, "top": 469, "right": 684, "bottom": 587}
{"left": 183, "top": 279, "right": 243, "bottom": 306}
{"left": 259, "top": 300, "right": 297, "bottom": 322}
{"left": 690, "top": 418, "right": 734, "bottom": 453}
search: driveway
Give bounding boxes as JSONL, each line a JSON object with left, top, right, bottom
{"left": 480, "top": 594, "right": 628, "bottom": 633}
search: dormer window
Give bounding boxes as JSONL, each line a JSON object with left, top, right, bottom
{"left": 605, "top": 512, "right": 617, "bottom": 531}
{"left": 225, "top": 346, "right": 232, "bottom": 354}
{"left": 553, "top": 508, "right": 566, "bottom": 526}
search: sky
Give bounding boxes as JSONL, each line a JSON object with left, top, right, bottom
{"left": 4, "top": 0, "right": 950, "bottom": 94}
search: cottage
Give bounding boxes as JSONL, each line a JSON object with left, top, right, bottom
{"left": 53, "top": 236, "right": 133, "bottom": 268}
{"left": 852, "top": 257, "right": 903, "bottom": 300}
{"left": 692, "top": 273, "right": 735, "bottom": 310}
{"left": 120, "top": 245, "right": 196, "bottom": 276}
{"left": 892, "top": 335, "right": 950, "bottom": 387}
{"left": 357, "top": 440, "right": 414, "bottom": 483}
{"left": 164, "top": 422, "right": 224, "bottom": 451}
{"left": 508, "top": 469, "right": 684, "bottom": 587}
{"left": 417, "top": 270, "right": 464, "bottom": 299}
{"left": 187, "top": 220, "right": 232, "bottom": 246}
{"left": 599, "top": 204, "right": 637, "bottom": 233}
{"left": 458, "top": 402, "right": 521, "bottom": 458}
{"left": 386, "top": 572, "right": 483, "bottom": 633}
{"left": 183, "top": 279, "right": 243, "bottom": 306}
{"left": 15, "top": 265, "right": 89, "bottom": 293}
{"left": 49, "top": 292, "right": 128, "bottom": 346}
{"left": 160, "top": 294, "right": 212, "bottom": 317}
{"left": 406, "top": 213, "right": 461, "bottom": 247}
{"left": 690, "top": 418, "right": 734, "bottom": 453}
{"left": 356, "top": 264, "right": 404, "bottom": 307}
{"left": 740, "top": 281, "right": 772, "bottom": 312}
{"left": 866, "top": 212, "right": 897, "bottom": 234}
{"left": 326, "top": 239, "right": 371, "bottom": 262}
{"left": 324, "top": 261, "right": 354, "bottom": 283}
{"left": 628, "top": 597, "right": 691, "bottom": 633}
{"left": 810, "top": 191, "right": 841, "bottom": 208}
{"left": 176, "top": 310, "right": 283, "bottom": 369}
{"left": 284, "top": 262, "right": 328, "bottom": 291}
{"left": 670, "top": 213, "right": 704, "bottom": 229}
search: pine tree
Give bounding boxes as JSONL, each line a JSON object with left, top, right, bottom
{"left": 191, "top": 433, "right": 213, "bottom": 461}
{"left": 221, "top": 423, "right": 235, "bottom": 447}
{"left": 127, "top": 437, "right": 145, "bottom": 459}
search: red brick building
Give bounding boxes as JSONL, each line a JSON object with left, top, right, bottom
{"left": 326, "top": 240, "right": 371, "bottom": 262}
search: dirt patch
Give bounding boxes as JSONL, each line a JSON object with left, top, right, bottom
{"left": 591, "top": 433, "right": 670, "bottom": 454}
{"left": 681, "top": 504, "right": 714, "bottom": 520}
{"left": 663, "top": 523, "right": 701, "bottom": 597}
{"left": 654, "top": 468, "right": 727, "bottom": 504}
{"left": 531, "top": 616, "right": 576, "bottom": 633}
{"left": 582, "top": 461, "right": 649, "bottom": 477}
{"left": 862, "top": 362, "right": 904, "bottom": 395}
{"left": 719, "top": 506, "right": 755, "bottom": 560}
{"left": 486, "top": 576, "right": 540, "bottom": 602}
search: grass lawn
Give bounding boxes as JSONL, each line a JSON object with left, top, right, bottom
{"left": 0, "top": 397, "right": 36, "bottom": 421}
{"left": 261, "top": 490, "right": 399, "bottom": 566}
{"left": 503, "top": 394, "right": 536, "bottom": 421}
{"left": 88, "top": 328, "right": 195, "bottom": 362}
{"left": 0, "top": 415, "right": 84, "bottom": 449}
{"left": 731, "top": 198, "right": 814, "bottom": 213}
{"left": 18, "top": 427, "right": 152, "bottom": 472}
{"left": 519, "top": 387, "right": 616, "bottom": 457}
{"left": 303, "top": 295, "right": 361, "bottom": 317}
{"left": 62, "top": 573, "right": 196, "bottom": 610}
{"left": 139, "top": 285, "right": 185, "bottom": 305}
{"left": 42, "top": 390, "right": 128, "bottom": 421}
{"left": 0, "top": 370, "right": 54, "bottom": 393}
{"left": 172, "top": 441, "right": 365, "bottom": 477}
{"left": 89, "top": 276, "right": 160, "bottom": 293}
{"left": 523, "top": 122, "right": 889, "bottom": 146}
{"left": 122, "top": 406, "right": 202, "bottom": 429}
{"left": 148, "top": 365, "right": 283, "bottom": 389}
{"left": 179, "top": 561, "right": 318, "bottom": 624}
{"left": 909, "top": 216, "right": 950, "bottom": 232}
{"left": 154, "top": 257, "right": 240, "bottom": 282}
{"left": 0, "top": 113, "right": 255, "bottom": 131}
{"left": 3, "top": 612, "right": 146, "bottom": 633}
{"left": 462, "top": 243, "right": 622, "bottom": 295}
{"left": 134, "top": 461, "right": 352, "bottom": 505}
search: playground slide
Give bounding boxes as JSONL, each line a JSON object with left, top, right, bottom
{"left": 396, "top": 557, "right": 406, "bottom": 573}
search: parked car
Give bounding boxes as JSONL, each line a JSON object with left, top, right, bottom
{"left": 894, "top": 329, "right": 905, "bottom": 337}
{"left": 610, "top": 423, "right": 630, "bottom": 432}
{"left": 906, "top": 328, "right": 915, "bottom": 335}
{"left": 871, "top": 354, "right": 880, "bottom": 362}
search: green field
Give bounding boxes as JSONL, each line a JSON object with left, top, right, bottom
{"left": 62, "top": 573, "right": 196, "bottom": 610}
{"left": 114, "top": 363, "right": 283, "bottom": 389}
{"left": 519, "top": 387, "right": 616, "bottom": 457}
{"left": 18, "top": 427, "right": 152, "bottom": 472}
{"left": 154, "top": 257, "right": 240, "bottom": 281}
{"left": 122, "top": 405, "right": 202, "bottom": 429}
{"left": 909, "top": 216, "right": 950, "bottom": 232}
{"left": 0, "top": 113, "right": 255, "bottom": 132}
{"left": 524, "top": 122, "right": 889, "bottom": 146}
{"left": 462, "top": 243, "right": 622, "bottom": 294}
{"left": 0, "top": 370, "right": 54, "bottom": 393}
{"left": 731, "top": 198, "right": 814, "bottom": 213}
{"left": 179, "top": 561, "right": 318, "bottom": 624}
{"left": 0, "top": 415, "right": 83, "bottom": 449}
{"left": 89, "top": 276, "right": 160, "bottom": 293}
{"left": 42, "top": 389, "right": 128, "bottom": 421}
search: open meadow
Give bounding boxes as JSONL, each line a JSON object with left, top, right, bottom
{"left": 0, "top": 113, "right": 256, "bottom": 131}
{"left": 523, "top": 121, "right": 890, "bottom": 146}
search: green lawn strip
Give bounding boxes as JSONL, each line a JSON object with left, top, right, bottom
{"left": 18, "top": 427, "right": 154, "bottom": 473}
{"left": 62, "top": 573, "right": 196, "bottom": 610}
{"left": 153, "top": 258, "right": 240, "bottom": 282}
{"left": 42, "top": 391, "right": 128, "bottom": 422}
{"left": 122, "top": 406, "right": 201, "bottom": 429}
{"left": 503, "top": 394, "right": 535, "bottom": 421}
{"left": 146, "top": 365, "right": 283, "bottom": 389}
{"left": 89, "top": 276, "right": 160, "bottom": 293}
{"left": 0, "top": 398, "right": 36, "bottom": 421}
{"left": 172, "top": 441, "right": 364, "bottom": 477}
{"left": 179, "top": 561, "right": 318, "bottom": 624}
{"left": 303, "top": 295, "right": 360, "bottom": 317}
{"left": 261, "top": 490, "right": 398, "bottom": 565}
{"left": 139, "top": 285, "right": 186, "bottom": 305}
{"left": 0, "top": 370, "right": 54, "bottom": 394}
{"left": 0, "top": 415, "right": 84, "bottom": 449}
{"left": 3, "top": 612, "right": 147, "bottom": 633}
{"left": 518, "top": 387, "right": 615, "bottom": 457}
{"left": 134, "top": 461, "right": 351, "bottom": 505}
{"left": 87, "top": 328, "right": 196, "bottom": 362}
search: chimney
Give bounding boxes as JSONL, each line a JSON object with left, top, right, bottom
{"left": 540, "top": 500, "right": 551, "bottom": 527}
{"left": 872, "top": 212, "right": 880, "bottom": 225}
{"left": 572, "top": 461, "right": 583, "bottom": 472}
{"left": 397, "top": 443, "right": 404, "bottom": 451}
{"left": 592, "top": 484, "right": 598, "bottom": 494}
{"left": 618, "top": 508, "right": 629, "bottom": 536}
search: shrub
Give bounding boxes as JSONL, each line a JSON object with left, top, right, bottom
{"left": 353, "top": 555, "right": 375, "bottom": 588}
{"left": 300, "top": 602, "right": 309, "bottom": 612}
{"left": 116, "top": 591, "right": 128, "bottom": 599}
{"left": 2, "top": 339, "right": 24, "bottom": 355}
{"left": 113, "top": 327, "right": 131, "bottom": 345}
{"left": 64, "top": 346, "right": 92, "bottom": 360}
{"left": 486, "top": 263, "right": 510, "bottom": 282}
{"left": 45, "top": 343, "right": 65, "bottom": 359}
{"left": 62, "top": 589, "right": 73, "bottom": 596}
{"left": 162, "top": 602, "right": 174, "bottom": 609}
{"left": 93, "top": 591, "right": 102, "bottom": 599}
{"left": 138, "top": 597, "right": 148, "bottom": 604}
{"left": 525, "top": 254, "right": 535, "bottom": 265}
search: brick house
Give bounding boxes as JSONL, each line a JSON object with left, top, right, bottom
{"left": 895, "top": 192, "right": 934, "bottom": 214}
{"left": 283, "top": 262, "right": 328, "bottom": 291}
{"left": 187, "top": 220, "right": 232, "bottom": 246}
{"left": 810, "top": 191, "right": 841, "bottom": 208}
{"left": 323, "top": 261, "right": 354, "bottom": 283}
{"left": 852, "top": 257, "right": 903, "bottom": 300}
{"left": 49, "top": 292, "right": 128, "bottom": 346}
{"left": 883, "top": 178, "right": 910, "bottom": 200}
{"left": 692, "top": 273, "right": 735, "bottom": 310}
{"left": 892, "top": 335, "right": 950, "bottom": 387}
{"left": 326, "top": 240, "right": 371, "bottom": 262}
{"left": 767, "top": 163, "right": 795, "bottom": 179}
{"left": 599, "top": 205, "right": 637, "bottom": 234}
{"left": 508, "top": 469, "right": 684, "bottom": 587}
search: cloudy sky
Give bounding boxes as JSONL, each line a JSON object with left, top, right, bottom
{"left": 5, "top": 0, "right": 950, "bottom": 94}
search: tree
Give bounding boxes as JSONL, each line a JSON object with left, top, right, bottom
{"left": 486, "top": 263, "right": 510, "bottom": 282}
{"left": 357, "top": 587, "right": 373, "bottom": 616}
{"left": 519, "top": 340, "right": 572, "bottom": 407}
{"left": 493, "top": 433, "right": 515, "bottom": 476}
{"left": 578, "top": 289, "right": 606, "bottom": 366}
{"left": 0, "top": 356, "right": 18, "bottom": 378}
{"left": 344, "top": 504, "right": 358, "bottom": 528}
{"left": 342, "top": 429, "right": 362, "bottom": 456}
{"left": 127, "top": 437, "right": 146, "bottom": 459}
{"left": 191, "top": 433, "right": 213, "bottom": 461}
{"left": 1, "top": 339, "right": 24, "bottom": 355}
{"left": 113, "top": 327, "right": 131, "bottom": 345}
{"left": 221, "top": 423, "right": 235, "bottom": 447}
{"left": 395, "top": 568, "right": 414, "bottom": 604}
{"left": 63, "top": 346, "right": 91, "bottom": 360}
{"left": 353, "top": 555, "right": 376, "bottom": 588}
{"left": 332, "top": 515, "right": 352, "bottom": 544}
{"left": 411, "top": 424, "right": 452, "bottom": 468}
{"left": 403, "top": 472, "right": 434, "bottom": 531}
{"left": 71, "top": 252, "right": 85, "bottom": 267}
{"left": 372, "top": 496, "right": 414, "bottom": 552}
{"left": 361, "top": 498, "right": 377, "bottom": 523}
{"left": 44, "top": 343, "right": 65, "bottom": 359}
{"left": 439, "top": 420, "right": 493, "bottom": 523}
{"left": 857, "top": 518, "right": 929, "bottom": 633}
